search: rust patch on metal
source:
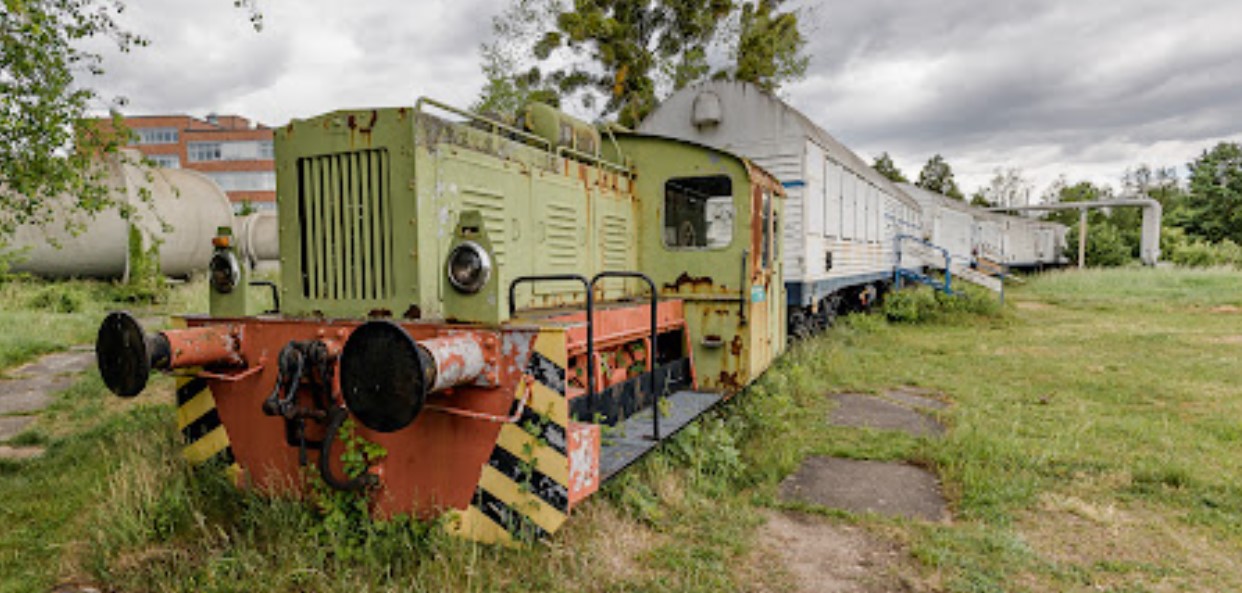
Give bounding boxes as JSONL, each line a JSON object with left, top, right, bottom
{"left": 165, "top": 324, "right": 244, "bottom": 368}
{"left": 717, "top": 371, "right": 743, "bottom": 392}
{"left": 663, "top": 272, "right": 715, "bottom": 292}
{"left": 404, "top": 305, "right": 422, "bottom": 320}
{"left": 368, "top": 309, "right": 393, "bottom": 318}
{"left": 730, "top": 335, "right": 743, "bottom": 357}
{"left": 421, "top": 332, "right": 497, "bottom": 391}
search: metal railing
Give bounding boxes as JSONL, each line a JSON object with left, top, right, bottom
{"left": 508, "top": 271, "right": 665, "bottom": 441}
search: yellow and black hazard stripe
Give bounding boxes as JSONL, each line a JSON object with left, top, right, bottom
{"left": 175, "top": 373, "right": 240, "bottom": 477}
{"left": 453, "top": 331, "right": 572, "bottom": 545}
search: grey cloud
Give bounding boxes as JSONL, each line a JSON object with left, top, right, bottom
{"left": 787, "top": 0, "right": 1242, "bottom": 189}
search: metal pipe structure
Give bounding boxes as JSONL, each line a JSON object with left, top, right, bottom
{"left": 235, "top": 209, "right": 281, "bottom": 271}
{"left": 989, "top": 197, "right": 1163, "bottom": 266}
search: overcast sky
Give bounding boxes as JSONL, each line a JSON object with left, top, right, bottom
{"left": 88, "top": 0, "right": 1242, "bottom": 198}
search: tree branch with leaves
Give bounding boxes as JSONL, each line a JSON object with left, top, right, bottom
{"left": 476, "top": 0, "right": 808, "bottom": 127}
{"left": 0, "top": 0, "right": 260, "bottom": 241}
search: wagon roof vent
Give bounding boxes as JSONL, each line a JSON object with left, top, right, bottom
{"left": 692, "top": 91, "right": 722, "bottom": 128}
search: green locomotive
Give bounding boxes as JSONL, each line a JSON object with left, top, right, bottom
{"left": 96, "top": 98, "right": 784, "bottom": 544}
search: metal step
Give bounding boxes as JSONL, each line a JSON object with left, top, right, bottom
{"left": 598, "top": 390, "right": 723, "bottom": 482}
{"left": 950, "top": 264, "right": 1003, "bottom": 293}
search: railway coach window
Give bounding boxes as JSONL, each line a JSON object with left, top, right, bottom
{"left": 664, "top": 175, "right": 734, "bottom": 249}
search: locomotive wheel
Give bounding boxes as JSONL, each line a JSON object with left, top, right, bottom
{"left": 788, "top": 309, "right": 811, "bottom": 341}
{"left": 339, "top": 320, "right": 434, "bottom": 433}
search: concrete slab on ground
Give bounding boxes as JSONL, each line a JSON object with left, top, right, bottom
{"left": 882, "top": 387, "right": 950, "bottom": 411}
{"left": 0, "top": 351, "right": 94, "bottom": 415}
{"left": 0, "top": 415, "right": 34, "bottom": 442}
{"left": 779, "top": 456, "right": 948, "bottom": 521}
{"left": 829, "top": 393, "right": 945, "bottom": 437}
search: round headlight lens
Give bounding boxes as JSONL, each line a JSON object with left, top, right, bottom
{"left": 446, "top": 241, "right": 491, "bottom": 294}
{"left": 209, "top": 250, "right": 240, "bottom": 294}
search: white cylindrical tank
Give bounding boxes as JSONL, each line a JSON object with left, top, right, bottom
{"left": 3, "top": 150, "right": 234, "bottom": 279}
{"left": 236, "top": 209, "right": 280, "bottom": 266}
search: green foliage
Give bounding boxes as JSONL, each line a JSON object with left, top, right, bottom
{"left": 730, "top": 0, "right": 808, "bottom": 94}
{"left": 915, "top": 154, "right": 965, "bottom": 201}
{"left": 309, "top": 418, "right": 389, "bottom": 560}
{"left": 871, "top": 151, "right": 907, "bottom": 183}
{"left": 1182, "top": 141, "right": 1242, "bottom": 245}
{"left": 24, "top": 281, "right": 89, "bottom": 312}
{"left": 0, "top": 0, "right": 142, "bottom": 239}
{"left": 478, "top": 0, "right": 807, "bottom": 126}
{"left": 1065, "top": 220, "right": 1132, "bottom": 267}
{"left": 108, "top": 225, "right": 167, "bottom": 303}
{"left": 1161, "top": 227, "right": 1242, "bottom": 268}
{"left": 882, "top": 284, "right": 1003, "bottom": 324}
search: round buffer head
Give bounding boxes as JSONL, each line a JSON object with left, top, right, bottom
{"left": 96, "top": 311, "right": 152, "bottom": 397}
{"left": 340, "top": 320, "right": 432, "bottom": 433}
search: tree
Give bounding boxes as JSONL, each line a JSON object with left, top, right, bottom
{"left": 477, "top": 0, "right": 808, "bottom": 127}
{"left": 978, "top": 167, "right": 1032, "bottom": 210}
{"left": 1, "top": 0, "right": 260, "bottom": 240}
{"left": 915, "top": 154, "right": 964, "bottom": 201}
{"left": 968, "top": 190, "right": 991, "bottom": 208}
{"left": 1181, "top": 142, "right": 1242, "bottom": 244}
{"left": 871, "top": 152, "right": 907, "bottom": 183}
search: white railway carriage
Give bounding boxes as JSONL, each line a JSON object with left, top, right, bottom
{"left": 640, "top": 82, "right": 923, "bottom": 332}
{"left": 900, "top": 183, "right": 1068, "bottom": 271}
{"left": 898, "top": 183, "right": 976, "bottom": 268}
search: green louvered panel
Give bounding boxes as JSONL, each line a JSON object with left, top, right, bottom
{"left": 296, "top": 149, "right": 393, "bottom": 301}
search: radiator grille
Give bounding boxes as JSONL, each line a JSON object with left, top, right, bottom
{"left": 296, "top": 149, "right": 393, "bottom": 300}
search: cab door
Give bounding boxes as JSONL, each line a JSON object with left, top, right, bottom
{"left": 745, "top": 168, "right": 784, "bottom": 376}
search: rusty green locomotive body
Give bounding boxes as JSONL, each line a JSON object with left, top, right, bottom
{"left": 96, "top": 99, "right": 785, "bottom": 544}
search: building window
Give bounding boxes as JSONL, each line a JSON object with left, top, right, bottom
{"left": 188, "top": 142, "right": 222, "bottom": 162}
{"left": 190, "top": 140, "right": 273, "bottom": 162}
{"left": 204, "top": 171, "right": 276, "bottom": 192}
{"left": 133, "top": 127, "right": 179, "bottom": 145}
{"left": 663, "top": 175, "right": 733, "bottom": 249}
{"left": 147, "top": 154, "right": 180, "bottom": 169}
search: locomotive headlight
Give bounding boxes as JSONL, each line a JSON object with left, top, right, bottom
{"left": 209, "top": 250, "right": 241, "bottom": 294}
{"left": 446, "top": 241, "right": 491, "bottom": 294}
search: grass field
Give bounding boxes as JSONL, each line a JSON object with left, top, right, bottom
{"left": 1, "top": 268, "right": 1239, "bottom": 592}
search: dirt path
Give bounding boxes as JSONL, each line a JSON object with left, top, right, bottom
{"left": 756, "top": 510, "right": 930, "bottom": 593}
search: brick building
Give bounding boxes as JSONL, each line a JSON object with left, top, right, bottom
{"left": 102, "top": 114, "right": 276, "bottom": 211}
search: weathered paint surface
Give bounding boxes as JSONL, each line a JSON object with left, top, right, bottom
{"left": 164, "top": 324, "right": 244, "bottom": 368}
{"left": 420, "top": 332, "right": 495, "bottom": 391}
{"left": 179, "top": 315, "right": 577, "bottom": 545}
{"left": 274, "top": 102, "right": 639, "bottom": 324}
{"left": 609, "top": 133, "right": 786, "bottom": 395}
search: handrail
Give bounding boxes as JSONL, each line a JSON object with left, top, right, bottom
{"left": 555, "top": 145, "right": 630, "bottom": 175}
{"left": 508, "top": 275, "right": 594, "bottom": 401}
{"left": 414, "top": 97, "right": 553, "bottom": 151}
{"left": 590, "top": 272, "right": 660, "bottom": 441}
{"left": 895, "top": 233, "right": 953, "bottom": 294}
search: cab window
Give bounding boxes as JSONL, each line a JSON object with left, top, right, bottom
{"left": 664, "top": 175, "right": 734, "bottom": 249}
{"left": 761, "top": 190, "right": 772, "bottom": 268}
